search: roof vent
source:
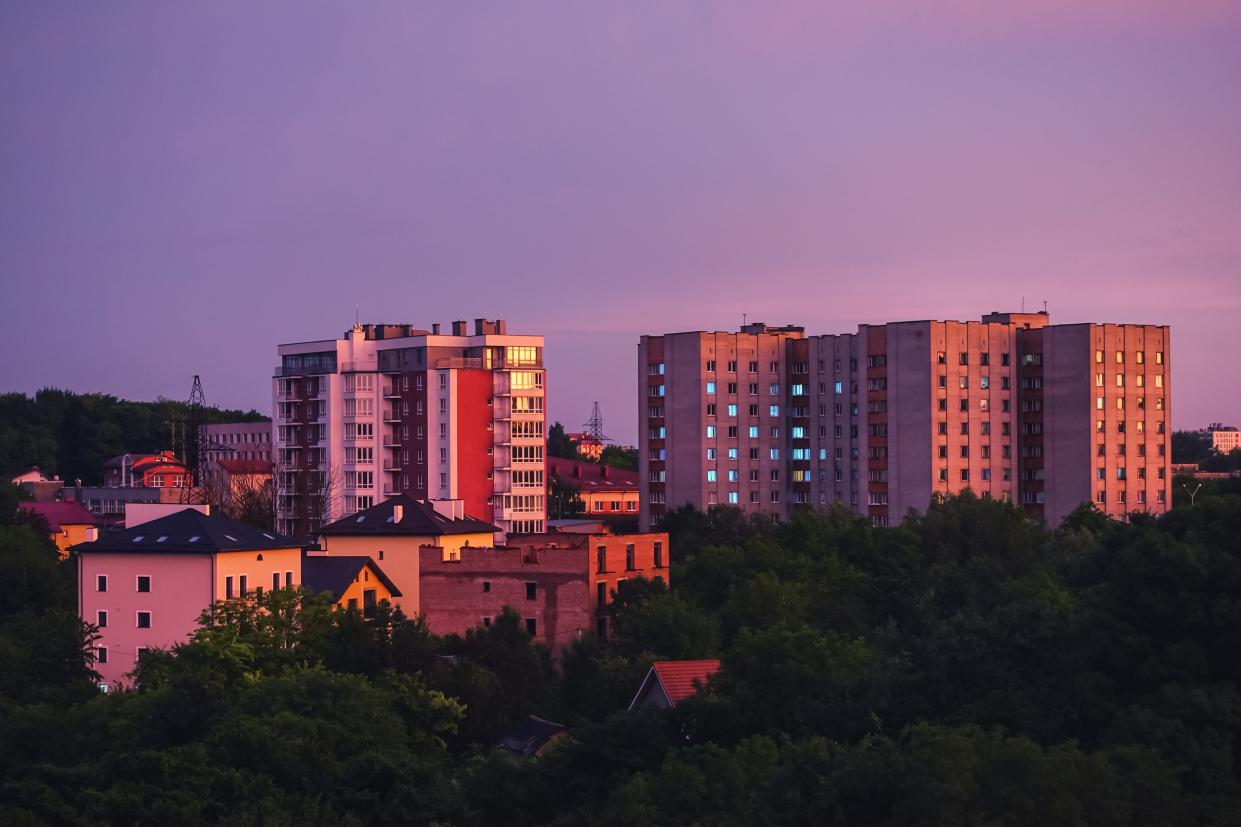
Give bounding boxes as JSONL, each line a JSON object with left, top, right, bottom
{"left": 156, "top": 536, "right": 168, "bottom": 543}
{"left": 355, "top": 516, "right": 365, "bottom": 523}
{"left": 224, "top": 534, "right": 238, "bottom": 542}
{"left": 188, "top": 536, "right": 200, "bottom": 543}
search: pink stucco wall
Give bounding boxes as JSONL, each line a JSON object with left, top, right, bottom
{"left": 79, "top": 552, "right": 213, "bottom": 688}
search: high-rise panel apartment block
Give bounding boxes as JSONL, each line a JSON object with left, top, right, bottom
{"left": 639, "top": 313, "right": 1170, "bottom": 529}
{"left": 274, "top": 319, "right": 546, "bottom": 538}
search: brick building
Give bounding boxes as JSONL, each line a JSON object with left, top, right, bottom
{"left": 418, "top": 530, "right": 669, "bottom": 651}
{"left": 547, "top": 456, "right": 640, "bottom": 520}
{"left": 640, "top": 312, "right": 1170, "bottom": 528}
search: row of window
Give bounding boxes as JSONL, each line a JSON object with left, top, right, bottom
{"left": 1097, "top": 489, "right": 1166, "bottom": 504}
{"left": 1095, "top": 350, "right": 1164, "bottom": 365}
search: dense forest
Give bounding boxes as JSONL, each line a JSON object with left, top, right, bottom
{"left": 1, "top": 479, "right": 1239, "bottom": 824}
{"left": 0, "top": 389, "right": 267, "bottom": 485}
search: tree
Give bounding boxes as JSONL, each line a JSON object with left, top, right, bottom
{"left": 547, "top": 421, "right": 576, "bottom": 459}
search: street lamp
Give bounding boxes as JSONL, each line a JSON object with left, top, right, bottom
{"left": 1181, "top": 482, "right": 1202, "bottom": 507}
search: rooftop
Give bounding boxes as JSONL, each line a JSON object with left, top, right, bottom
{"left": 317, "top": 494, "right": 498, "bottom": 537}
{"left": 19, "top": 501, "right": 103, "bottom": 531}
{"left": 71, "top": 508, "right": 297, "bottom": 554}
{"left": 302, "top": 555, "right": 402, "bottom": 600}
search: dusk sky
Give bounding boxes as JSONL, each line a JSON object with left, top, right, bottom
{"left": 3, "top": 2, "right": 1239, "bottom": 444}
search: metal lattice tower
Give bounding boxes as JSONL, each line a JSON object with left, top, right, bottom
{"left": 178, "top": 376, "right": 207, "bottom": 502}
{"left": 582, "top": 401, "right": 610, "bottom": 444}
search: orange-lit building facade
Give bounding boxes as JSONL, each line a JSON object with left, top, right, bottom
{"left": 640, "top": 312, "right": 1170, "bottom": 529}
{"left": 417, "top": 531, "right": 669, "bottom": 651}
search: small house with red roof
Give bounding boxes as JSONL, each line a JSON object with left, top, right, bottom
{"left": 629, "top": 659, "right": 721, "bottom": 710}
{"left": 18, "top": 501, "right": 104, "bottom": 557}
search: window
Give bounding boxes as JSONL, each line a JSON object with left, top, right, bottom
{"left": 96, "top": 575, "right": 107, "bottom": 592}
{"left": 770, "top": 448, "right": 780, "bottom": 460}
{"left": 769, "top": 405, "right": 780, "bottom": 417}
{"left": 285, "top": 571, "right": 293, "bottom": 588}
{"left": 748, "top": 426, "right": 759, "bottom": 438}
{"left": 727, "top": 404, "right": 738, "bottom": 417}
{"left": 706, "top": 360, "right": 716, "bottom": 372}
{"left": 706, "top": 448, "right": 717, "bottom": 460}
{"left": 136, "top": 575, "right": 151, "bottom": 593}
{"left": 97, "top": 610, "right": 108, "bottom": 628}
{"left": 526, "top": 582, "right": 537, "bottom": 600}
{"left": 654, "top": 542, "right": 664, "bottom": 568}
{"left": 706, "top": 469, "right": 717, "bottom": 482}
{"left": 96, "top": 646, "right": 108, "bottom": 664}
{"left": 136, "top": 611, "right": 151, "bottom": 629}
{"left": 626, "top": 544, "right": 636, "bottom": 570}
{"left": 728, "top": 491, "right": 739, "bottom": 504}
{"left": 706, "top": 425, "right": 717, "bottom": 438}
{"left": 239, "top": 575, "right": 248, "bottom": 595}
{"left": 706, "top": 381, "right": 716, "bottom": 395}
{"left": 225, "top": 576, "right": 234, "bottom": 599}
{"left": 526, "top": 618, "right": 537, "bottom": 635}
{"left": 273, "top": 572, "right": 281, "bottom": 591}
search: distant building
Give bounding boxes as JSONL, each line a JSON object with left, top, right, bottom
{"left": 640, "top": 312, "right": 1171, "bottom": 529}
{"left": 498, "top": 716, "right": 568, "bottom": 756}
{"left": 629, "top": 660, "right": 721, "bottom": 710}
{"left": 418, "top": 529, "right": 669, "bottom": 649}
{"left": 6, "top": 466, "right": 65, "bottom": 502}
{"left": 314, "top": 494, "right": 499, "bottom": 615}
{"left": 564, "top": 431, "right": 605, "bottom": 461}
{"left": 72, "top": 509, "right": 302, "bottom": 689}
{"left": 547, "top": 457, "right": 639, "bottom": 519}
{"left": 274, "top": 319, "right": 547, "bottom": 538}
{"left": 1209, "top": 426, "right": 1241, "bottom": 453}
{"left": 202, "top": 422, "right": 273, "bottom": 466}
{"left": 18, "top": 501, "right": 103, "bottom": 557}
{"left": 104, "top": 452, "right": 191, "bottom": 489}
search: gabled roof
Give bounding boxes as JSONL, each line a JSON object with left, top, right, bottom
{"left": 498, "top": 715, "right": 568, "bottom": 756}
{"left": 302, "top": 555, "right": 402, "bottom": 599}
{"left": 629, "top": 660, "right": 721, "bottom": 710}
{"left": 71, "top": 508, "right": 297, "bottom": 554}
{"left": 317, "top": 494, "right": 498, "bottom": 537}
{"left": 19, "top": 501, "right": 103, "bottom": 531}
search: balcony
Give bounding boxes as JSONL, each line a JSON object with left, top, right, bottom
{"left": 383, "top": 384, "right": 401, "bottom": 398}
{"left": 383, "top": 460, "right": 399, "bottom": 471}
{"left": 383, "top": 409, "right": 401, "bottom": 423}
{"left": 382, "top": 485, "right": 397, "bottom": 495}
{"left": 436, "top": 357, "right": 484, "bottom": 370}
{"left": 383, "top": 435, "right": 401, "bottom": 448}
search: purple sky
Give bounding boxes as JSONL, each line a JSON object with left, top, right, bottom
{"left": 3, "top": 2, "right": 1239, "bottom": 444}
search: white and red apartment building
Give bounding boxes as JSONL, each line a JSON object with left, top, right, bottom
{"left": 640, "top": 313, "right": 1171, "bottom": 530}
{"left": 273, "top": 319, "right": 546, "bottom": 538}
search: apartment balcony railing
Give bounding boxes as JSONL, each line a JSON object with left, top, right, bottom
{"left": 435, "top": 357, "right": 484, "bottom": 370}
{"left": 382, "top": 485, "right": 397, "bottom": 495}
{"left": 383, "top": 384, "right": 401, "bottom": 398}
{"left": 382, "top": 460, "right": 399, "bottom": 471}
{"left": 383, "top": 409, "right": 401, "bottom": 423}
{"left": 383, "top": 435, "right": 401, "bottom": 447}
{"left": 340, "top": 358, "right": 377, "bottom": 373}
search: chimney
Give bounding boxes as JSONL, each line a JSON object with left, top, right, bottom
{"left": 431, "top": 323, "right": 441, "bottom": 335}
{"left": 393, "top": 503, "right": 404, "bottom": 524}
{"left": 495, "top": 319, "right": 506, "bottom": 334}
{"left": 431, "top": 498, "right": 464, "bottom": 521}
{"left": 474, "top": 318, "right": 486, "bottom": 335}
{"left": 452, "top": 320, "right": 467, "bottom": 336}
{"left": 85, "top": 526, "right": 99, "bottom": 542}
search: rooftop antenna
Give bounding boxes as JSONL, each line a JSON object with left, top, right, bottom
{"left": 743, "top": 312, "right": 747, "bottom": 327}
{"left": 582, "top": 402, "right": 610, "bottom": 444}
{"left": 1043, "top": 300, "right": 1048, "bottom": 314}
{"left": 177, "top": 375, "right": 207, "bottom": 504}
{"left": 1021, "top": 296, "right": 1025, "bottom": 313}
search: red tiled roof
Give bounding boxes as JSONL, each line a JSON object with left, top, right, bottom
{"left": 18, "top": 501, "right": 103, "bottom": 531}
{"left": 651, "top": 660, "right": 721, "bottom": 705}
{"left": 547, "top": 457, "right": 638, "bottom": 490}
{"left": 216, "top": 459, "right": 272, "bottom": 474}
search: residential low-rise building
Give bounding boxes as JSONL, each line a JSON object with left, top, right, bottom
{"left": 547, "top": 457, "right": 639, "bottom": 519}
{"left": 418, "top": 529, "right": 670, "bottom": 650}
{"left": 302, "top": 555, "right": 401, "bottom": 615}
{"left": 1209, "top": 426, "right": 1241, "bottom": 453}
{"left": 202, "top": 422, "right": 273, "bottom": 467}
{"left": 73, "top": 509, "right": 302, "bottom": 689}
{"left": 629, "top": 660, "right": 721, "bottom": 710}
{"left": 18, "top": 501, "right": 103, "bottom": 557}
{"left": 314, "top": 494, "right": 498, "bottom": 615}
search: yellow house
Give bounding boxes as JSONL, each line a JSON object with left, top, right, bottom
{"left": 19, "top": 501, "right": 105, "bottom": 558}
{"left": 314, "top": 495, "right": 497, "bottom": 616}
{"left": 302, "top": 556, "right": 401, "bottom": 615}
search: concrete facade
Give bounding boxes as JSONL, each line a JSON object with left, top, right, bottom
{"left": 641, "top": 312, "right": 1170, "bottom": 529}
